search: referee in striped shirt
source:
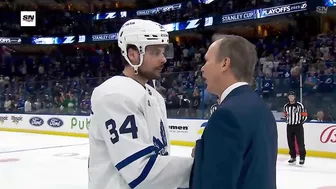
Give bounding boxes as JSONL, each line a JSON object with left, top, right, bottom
{"left": 283, "top": 91, "right": 308, "bottom": 165}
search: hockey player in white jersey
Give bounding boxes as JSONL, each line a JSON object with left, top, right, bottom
{"left": 88, "top": 19, "right": 193, "bottom": 189}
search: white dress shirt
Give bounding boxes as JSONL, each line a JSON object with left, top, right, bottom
{"left": 220, "top": 82, "right": 249, "bottom": 103}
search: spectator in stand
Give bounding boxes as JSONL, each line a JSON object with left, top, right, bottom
{"left": 310, "top": 111, "right": 327, "bottom": 122}
{"left": 1, "top": 31, "right": 336, "bottom": 119}
{"left": 166, "top": 89, "right": 181, "bottom": 117}
{"left": 261, "top": 71, "right": 274, "bottom": 99}
{"left": 318, "top": 68, "right": 334, "bottom": 93}
{"left": 24, "top": 97, "right": 32, "bottom": 113}
{"left": 4, "top": 95, "right": 12, "bottom": 112}
{"left": 303, "top": 70, "right": 318, "bottom": 95}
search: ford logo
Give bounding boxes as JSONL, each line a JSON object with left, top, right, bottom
{"left": 29, "top": 117, "right": 44, "bottom": 126}
{"left": 47, "top": 118, "right": 63, "bottom": 127}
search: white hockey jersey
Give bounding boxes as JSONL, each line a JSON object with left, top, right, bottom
{"left": 88, "top": 75, "right": 193, "bottom": 189}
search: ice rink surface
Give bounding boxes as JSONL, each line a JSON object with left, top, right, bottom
{"left": 1, "top": 131, "right": 336, "bottom": 189}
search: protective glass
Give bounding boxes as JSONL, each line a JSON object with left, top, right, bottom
{"left": 164, "top": 43, "right": 174, "bottom": 59}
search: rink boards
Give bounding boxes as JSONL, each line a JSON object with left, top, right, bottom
{"left": 0, "top": 113, "right": 335, "bottom": 159}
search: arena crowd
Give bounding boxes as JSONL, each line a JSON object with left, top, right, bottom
{"left": 0, "top": 0, "right": 335, "bottom": 122}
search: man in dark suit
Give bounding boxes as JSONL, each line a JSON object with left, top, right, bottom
{"left": 190, "top": 35, "right": 278, "bottom": 189}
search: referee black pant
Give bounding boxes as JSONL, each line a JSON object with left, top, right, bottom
{"left": 287, "top": 124, "right": 306, "bottom": 160}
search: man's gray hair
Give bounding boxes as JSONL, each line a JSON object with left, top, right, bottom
{"left": 215, "top": 34, "right": 258, "bottom": 84}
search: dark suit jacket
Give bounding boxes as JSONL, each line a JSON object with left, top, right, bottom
{"left": 190, "top": 85, "right": 278, "bottom": 189}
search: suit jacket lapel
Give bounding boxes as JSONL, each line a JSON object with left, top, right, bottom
{"left": 220, "top": 85, "right": 252, "bottom": 105}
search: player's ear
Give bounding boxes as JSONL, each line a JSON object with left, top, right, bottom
{"left": 127, "top": 45, "right": 140, "bottom": 65}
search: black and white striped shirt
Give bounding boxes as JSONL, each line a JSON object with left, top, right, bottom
{"left": 283, "top": 102, "right": 308, "bottom": 125}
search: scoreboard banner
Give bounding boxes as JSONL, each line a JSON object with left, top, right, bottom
{"left": 0, "top": 37, "right": 22, "bottom": 44}
{"left": 256, "top": 1, "right": 307, "bottom": 18}
{"left": 1, "top": 2, "right": 308, "bottom": 45}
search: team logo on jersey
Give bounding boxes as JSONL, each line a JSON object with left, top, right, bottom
{"left": 292, "top": 108, "right": 298, "bottom": 113}
{"left": 210, "top": 104, "right": 217, "bottom": 115}
{"left": 147, "top": 89, "right": 152, "bottom": 95}
{"left": 325, "top": 78, "right": 332, "bottom": 84}
{"left": 153, "top": 120, "right": 168, "bottom": 156}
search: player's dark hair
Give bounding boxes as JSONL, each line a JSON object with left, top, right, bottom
{"left": 121, "top": 44, "right": 138, "bottom": 66}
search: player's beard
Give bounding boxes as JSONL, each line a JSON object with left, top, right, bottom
{"left": 138, "top": 67, "right": 161, "bottom": 80}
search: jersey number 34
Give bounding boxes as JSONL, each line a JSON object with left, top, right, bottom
{"left": 105, "top": 115, "right": 138, "bottom": 144}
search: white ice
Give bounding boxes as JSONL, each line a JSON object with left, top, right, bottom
{"left": 1, "top": 131, "right": 336, "bottom": 189}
